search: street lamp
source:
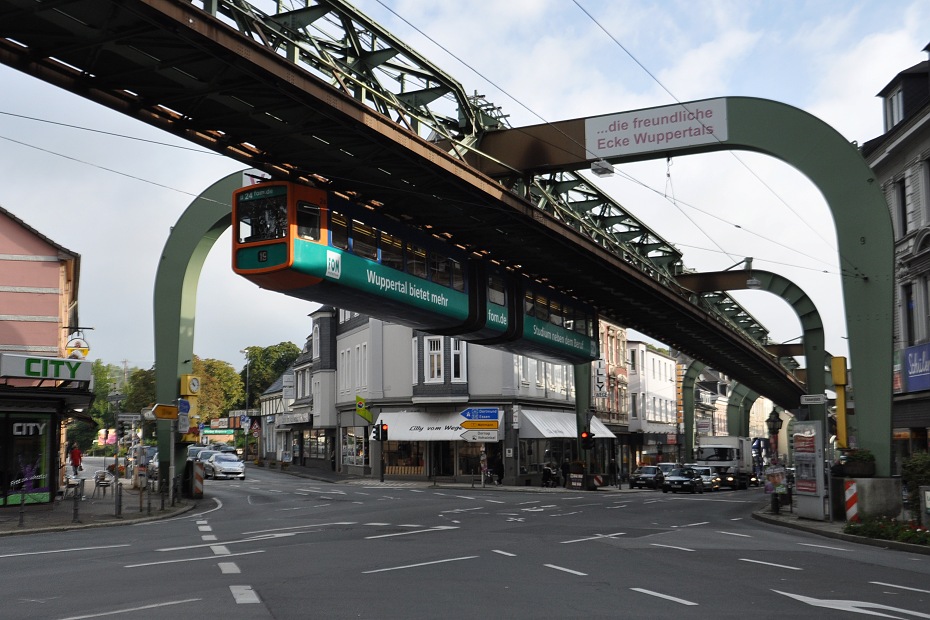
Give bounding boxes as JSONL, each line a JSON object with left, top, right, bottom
{"left": 765, "top": 408, "right": 783, "bottom": 464}
{"left": 765, "top": 408, "right": 784, "bottom": 515}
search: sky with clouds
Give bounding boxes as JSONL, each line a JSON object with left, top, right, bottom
{"left": 0, "top": 0, "right": 927, "bottom": 375}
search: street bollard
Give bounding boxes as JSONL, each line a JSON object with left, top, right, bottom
{"left": 18, "top": 487, "right": 25, "bottom": 527}
{"left": 72, "top": 479, "right": 81, "bottom": 523}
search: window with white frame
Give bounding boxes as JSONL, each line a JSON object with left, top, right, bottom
{"left": 885, "top": 86, "right": 904, "bottom": 131}
{"left": 411, "top": 337, "right": 418, "bottom": 385}
{"left": 312, "top": 324, "right": 319, "bottom": 359}
{"left": 425, "top": 336, "right": 443, "bottom": 383}
{"left": 451, "top": 338, "right": 466, "bottom": 382}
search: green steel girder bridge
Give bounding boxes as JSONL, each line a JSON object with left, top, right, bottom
{"left": 0, "top": 0, "right": 893, "bottom": 470}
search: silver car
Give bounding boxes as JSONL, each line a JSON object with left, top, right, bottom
{"left": 204, "top": 453, "right": 245, "bottom": 480}
{"left": 693, "top": 466, "right": 721, "bottom": 491}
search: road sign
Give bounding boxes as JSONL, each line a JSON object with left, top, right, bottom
{"left": 800, "top": 394, "right": 827, "bottom": 405}
{"left": 178, "top": 399, "right": 190, "bottom": 414}
{"left": 460, "top": 429, "right": 499, "bottom": 442}
{"left": 152, "top": 404, "right": 178, "bottom": 420}
{"left": 461, "top": 420, "right": 499, "bottom": 430}
{"left": 240, "top": 414, "right": 250, "bottom": 427}
{"left": 459, "top": 407, "right": 499, "bottom": 420}
{"left": 117, "top": 413, "right": 141, "bottom": 422}
{"left": 178, "top": 409, "right": 190, "bottom": 432}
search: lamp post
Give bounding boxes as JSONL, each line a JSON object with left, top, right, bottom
{"left": 241, "top": 349, "right": 251, "bottom": 460}
{"left": 766, "top": 408, "right": 784, "bottom": 514}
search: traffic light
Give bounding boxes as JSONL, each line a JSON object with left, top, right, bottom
{"left": 117, "top": 422, "right": 126, "bottom": 439}
{"left": 580, "top": 430, "right": 595, "bottom": 450}
{"left": 379, "top": 422, "right": 388, "bottom": 442}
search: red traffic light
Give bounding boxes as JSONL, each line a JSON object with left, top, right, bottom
{"left": 580, "top": 431, "right": 590, "bottom": 439}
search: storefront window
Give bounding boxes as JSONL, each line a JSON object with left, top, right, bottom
{"left": 5, "top": 414, "right": 53, "bottom": 505}
{"left": 382, "top": 441, "right": 424, "bottom": 475}
{"left": 342, "top": 426, "right": 368, "bottom": 467}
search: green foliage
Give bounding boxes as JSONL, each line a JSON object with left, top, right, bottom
{"left": 844, "top": 516, "right": 930, "bottom": 546}
{"left": 901, "top": 451, "right": 930, "bottom": 513}
{"left": 239, "top": 342, "right": 300, "bottom": 408}
{"left": 193, "top": 356, "right": 243, "bottom": 422}
{"left": 843, "top": 448, "right": 875, "bottom": 463}
{"left": 122, "top": 366, "right": 157, "bottom": 414}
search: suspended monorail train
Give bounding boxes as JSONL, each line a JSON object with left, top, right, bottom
{"left": 232, "top": 181, "right": 598, "bottom": 364}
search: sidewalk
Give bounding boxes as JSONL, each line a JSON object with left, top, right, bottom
{"left": 0, "top": 478, "right": 194, "bottom": 537}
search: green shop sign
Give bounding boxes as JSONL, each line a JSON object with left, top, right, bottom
{"left": 0, "top": 354, "right": 92, "bottom": 381}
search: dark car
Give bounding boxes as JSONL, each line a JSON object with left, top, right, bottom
{"left": 629, "top": 466, "right": 663, "bottom": 489}
{"left": 662, "top": 467, "right": 704, "bottom": 494}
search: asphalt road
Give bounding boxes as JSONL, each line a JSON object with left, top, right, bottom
{"left": 3, "top": 466, "right": 928, "bottom": 619}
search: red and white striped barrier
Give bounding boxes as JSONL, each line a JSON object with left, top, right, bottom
{"left": 592, "top": 475, "right": 603, "bottom": 487}
{"left": 844, "top": 479, "right": 859, "bottom": 522}
{"left": 193, "top": 461, "right": 204, "bottom": 498}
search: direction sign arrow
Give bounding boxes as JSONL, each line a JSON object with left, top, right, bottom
{"left": 461, "top": 420, "right": 499, "bottom": 430}
{"left": 773, "top": 589, "right": 930, "bottom": 617}
{"left": 460, "top": 407, "right": 499, "bottom": 420}
{"left": 460, "top": 430, "right": 499, "bottom": 442}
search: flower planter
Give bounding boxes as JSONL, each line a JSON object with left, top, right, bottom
{"left": 844, "top": 461, "right": 875, "bottom": 478}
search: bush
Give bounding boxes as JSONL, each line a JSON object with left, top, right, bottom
{"left": 843, "top": 448, "right": 875, "bottom": 463}
{"left": 901, "top": 451, "right": 930, "bottom": 514}
{"left": 844, "top": 516, "right": 930, "bottom": 546}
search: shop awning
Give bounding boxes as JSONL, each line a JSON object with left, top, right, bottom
{"left": 518, "top": 409, "right": 616, "bottom": 439}
{"left": 374, "top": 410, "right": 500, "bottom": 442}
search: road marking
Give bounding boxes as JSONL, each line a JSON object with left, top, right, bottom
{"left": 740, "top": 558, "right": 802, "bottom": 571}
{"left": 441, "top": 507, "right": 482, "bottom": 514}
{"left": 544, "top": 564, "right": 587, "bottom": 576}
{"left": 211, "top": 545, "right": 231, "bottom": 555}
{"left": 399, "top": 524, "right": 424, "bottom": 528}
{"left": 672, "top": 522, "right": 708, "bottom": 528}
{"left": 201, "top": 535, "right": 217, "bottom": 541}
{"left": 57, "top": 598, "right": 202, "bottom": 619}
{"left": 606, "top": 505, "right": 628, "bottom": 509}
{"left": 364, "top": 522, "right": 390, "bottom": 526}
{"left": 125, "top": 550, "right": 264, "bottom": 568}
{"left": 798, "top": 543, "right": 849, "bottom": 551}
{"left": 365, "top": 526, "right": 458, "bottom": 540}
{"left": 518, "top": 500, "right": 540, "bottom": 505}
{"left": 485, "top": 499, "right": 504, "bottom": 504}
{"left": 631, "top": 588, "right": 698, "bottom": 606}
{"left": 230, "top": 585, "right": 261, "bottom": 604}
{"left": 363, "top": 556, "right": 478, "bottom": 573}
{"left": 651, "top": 543, "right": 695, "bottom": 552}
{"left": 219, "top": 562, "right": 240, "bottom": 574}
{"left": 242, "top": 522, "right": 356, "bottom": 535}
{"left": 550, "top": 511, "right": 581, "bottom": 517}
{"left": 870, "top": 581, "right": 930, "bottom": 594}
{"left": 492, "top": 550, "right": 516, "bottom": 557}
{"left": 196, "top": 520, "right": 208, "bottom": 525}
{"left": 717, "top": 531, "right": 752, "bottom": 537}
{"left": 506, "top": 517, "right": 525, "bottom": 522}
{"left": 198, "top": 526, "right": 212, "bottom": 532}
{"left": 0, "top": 544, "right": 130, "bottom": 559}
{"left": 560, "top": 532, "right": 625, "bottom": 544}
{"left": 773, "top": 589, "right": 930, "bottom": 616}
{"left": 159, "top": 532, "right": 301, "bottom": 552}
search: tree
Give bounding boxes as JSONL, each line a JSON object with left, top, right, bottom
{"left": 239, "top": 342, "right": 300, "bottom": 408}
{"left": 192, "top": 357, "right": 243, "bottom": 423}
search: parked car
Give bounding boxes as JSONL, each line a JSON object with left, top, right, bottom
{"left": 187, "top": 445, "right": 209, "bottom": 461}
{"left": 203, "top": 453, "right": 246, "bottom": 480}
{"left": 629, "top": 466, "right": 663, "bottom": 489}
{"left": 692, "top": 465, "right": 721, "bottom": 491}
{"left": 193, "top": 449, "right": 219, "bottom": 465}
{"left": 662, "top": 467, "right": 704, "bottom": 494}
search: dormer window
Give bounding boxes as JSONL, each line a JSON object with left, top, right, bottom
{"left": 885, "top": 86, "right": 904, "bottom": 131}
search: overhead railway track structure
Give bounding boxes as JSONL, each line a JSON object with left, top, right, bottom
{"left": 0, "top": 0, "right": 805, "bottom": 405}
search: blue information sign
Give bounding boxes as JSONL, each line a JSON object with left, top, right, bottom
{"left": 178, "top": 399, "right": 191, "bottom": 414}
{"left": 460, "top": 407, "right": 499, "bottom": 420}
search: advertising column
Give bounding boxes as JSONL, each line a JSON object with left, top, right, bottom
{"left": 792, "top": 420, "right": 827, "bottom": 521}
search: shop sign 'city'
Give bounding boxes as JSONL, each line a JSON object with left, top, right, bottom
{"left": 0, "top": 353, "right": 92, "bottom": 381}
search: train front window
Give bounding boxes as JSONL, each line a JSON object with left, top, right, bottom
{"left": 296, "top": 202, "right": 321, "bottom": 241}
{"left": 534, "top": 293, "right": 548, "bottom": 321}
{"left": 548, "top": 299, "right": 563, "bottom": 327}
{"left": 237, "top": 192, "right": 287, "bottom": 243}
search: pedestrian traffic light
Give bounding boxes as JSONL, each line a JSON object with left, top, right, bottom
{"left": 379, "top": 422, "right": 388, "bottom": 442}
{"left": 580, "top": 430, "right": 595, "bottom": 450}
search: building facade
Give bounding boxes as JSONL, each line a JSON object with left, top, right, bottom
{"left": 263, "top": 307, "right": 620, "bottom": 485}
{"left": 862, "top": 42, "right": 930, "bottom": 472}
{"left": 0, "top": 205, "right": 93, "bottom": 505}
{"left": 627, "top": 341, "right": 680, "bottom": 465}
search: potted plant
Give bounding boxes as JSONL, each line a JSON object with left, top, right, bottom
{"left": 842, "top": 448, "right": 876, "bottom": 478}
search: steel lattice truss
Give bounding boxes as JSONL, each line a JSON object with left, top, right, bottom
{"left": 206, "top": 0, "right": 772, "bottom": 349}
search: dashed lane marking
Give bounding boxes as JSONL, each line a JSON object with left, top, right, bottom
{"left": 219, "top": 562, "right": 240, "bottom": 574}
{"left": 230, "top": 585, "right": 261, "bottom": 604}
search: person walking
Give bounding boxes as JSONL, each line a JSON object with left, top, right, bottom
{"left": 560, "top": 458, "right": 570, "bottom": 488}
{"left": 68, "top": 442, "right": 82, "bottom": 477}
{"left": 608, "top": 458, "right": 619, "bottom": 488}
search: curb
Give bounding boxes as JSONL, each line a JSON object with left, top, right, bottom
{"left": 0, "top": 501, "right": 197, "bottom": 538}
